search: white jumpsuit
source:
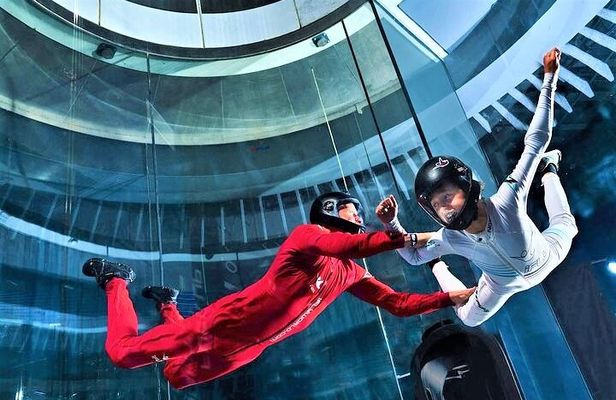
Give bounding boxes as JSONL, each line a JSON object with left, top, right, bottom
{"left": 390, "top": 72, "right": 578, "bottom": 326}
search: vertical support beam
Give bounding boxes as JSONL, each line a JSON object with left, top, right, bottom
{"left": 258, "top": 196, "right": 268, "bottom": 240}
{"left": 240, "top": 199, "right": 248, "bottom": 243}
{"left": 112, "top": 202, "right": 124, "bottom": 244}
{"left": 44, "top": 194, "right": 60, "bottom": 229}
{"left": 200, "top": 215, "right": 205, "bottom": 249}
{"left": 220, "top": 206, "right": 225, "bottom": 247}
{"left": 294, "top": 190, "right": 307, "bottom": 224}
{"left": 276, "top": 193, "right": 289, "bottom": 235}
{"left": 179, "top": 204, "right": 186, "bottom": 250}
{"left": 65, "top": 196, "right": 81, "bottom": 238}
{"left": 136, "top": 206, "right": 144, "bottom": 242}
{"left": 88, "top": 202, "right": 102, "bottom": 242}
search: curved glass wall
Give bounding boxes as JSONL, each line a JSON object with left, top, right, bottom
{"left": 0, "top": 1, "right": 610, "bottom": 399}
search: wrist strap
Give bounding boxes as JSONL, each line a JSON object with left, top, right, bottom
{"left": 405, "top": 233, "right": 417, "bottom": 247}
{"left": 411, "top": 233, "right": 418, "bottom": 247}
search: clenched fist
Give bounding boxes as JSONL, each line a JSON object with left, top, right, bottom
{"left": 375, "top": 194, "right": 398, "bottom": 224}
{"left": 543, "top": 47, "right": 561, "bottom": 74}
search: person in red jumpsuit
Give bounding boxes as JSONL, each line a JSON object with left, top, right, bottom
{"left": 83, "top": 192, "right": 474, "bottom": 390}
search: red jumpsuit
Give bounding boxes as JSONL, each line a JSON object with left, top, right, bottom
{"left": 104, "top": 224, "right": 453, "bottom": 389}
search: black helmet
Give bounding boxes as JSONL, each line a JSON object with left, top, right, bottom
{"left": 310, "top": 191, "right": 365, "bottom": 234}
{"left": 414, "top": 155, "right": 481, "bottom": 231}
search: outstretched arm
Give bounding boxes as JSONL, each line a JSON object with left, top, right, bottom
{"left": 525, "top": 48, "right": 560, "bottom": 149}
{"left": 292, "top": 224, "right": 406, "bottom": 259}
{"left": 346, "top": 276, "right": 474, "bottom": 317}
{"left": 496, "top": 48, "right": 560, "bottom": 206}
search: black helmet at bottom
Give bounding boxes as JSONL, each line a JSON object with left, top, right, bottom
{"left": 415, "top": 155, "right": 481, "bottom": 231}
{"left": 310, "top": 191, "right": 365, "bottom": 234}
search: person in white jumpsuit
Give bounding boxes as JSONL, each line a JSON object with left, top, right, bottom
{"left": 376, "top": 48, "right": 578, "bottom": 327}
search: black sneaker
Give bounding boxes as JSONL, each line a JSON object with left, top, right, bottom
{"left": 82, "top": 258, "right": 136, "bottom": 288}
{"left": 142, "top": 286, "right": 179, "bottom": 306}
{"left": 537, "top": 149, "right": 561, "bottom": 177}
{"left": 532, "top": 149, "right": 562, "bottom": 189}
